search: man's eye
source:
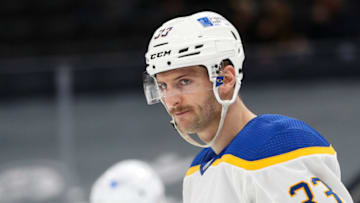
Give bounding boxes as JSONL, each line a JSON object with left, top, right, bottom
{"left": 179, "top": 79, "right": 190, "bottom": 86}
{"left": 158, "top": 83, "right": 167, "bottom": 90}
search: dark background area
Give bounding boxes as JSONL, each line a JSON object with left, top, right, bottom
{"left": 0, "top": 0, "right": 359, "bottom": 97}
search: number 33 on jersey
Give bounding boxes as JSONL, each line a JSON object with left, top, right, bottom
{"left": 290, "top": 177, "right": 343, "bottom": 202}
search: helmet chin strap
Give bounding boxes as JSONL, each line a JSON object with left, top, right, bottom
{"left": 168, "top": 77, "right": 241, "bottom": 149}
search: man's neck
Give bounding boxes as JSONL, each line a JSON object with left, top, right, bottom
{"left": 211, "top": 98, "right": 256, "bottom": 154}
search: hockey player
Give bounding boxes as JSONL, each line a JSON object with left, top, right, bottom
{"left": 143, "top": 11, "right": 353, "bottom": 202}
{"left": 90, "top": 159, "right": 166, "bottom": 203}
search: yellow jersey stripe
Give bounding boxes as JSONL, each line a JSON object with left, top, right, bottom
{"left": 186, "top": 165, "right": 200, "bottom": 176}
{"left": 185, "top": 145, "right": 335, "bottom": 176}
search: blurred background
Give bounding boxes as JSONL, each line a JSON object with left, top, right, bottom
{"left": 0, "top": 0, "right": 360, "bottom": 202}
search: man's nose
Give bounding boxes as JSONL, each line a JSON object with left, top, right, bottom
{"left": 163, "top": 90, "right": 181, "bottom": 108}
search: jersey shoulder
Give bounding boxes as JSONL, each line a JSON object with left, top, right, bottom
{"left": 225, "top": 114, "right": 331, "bottom": 161}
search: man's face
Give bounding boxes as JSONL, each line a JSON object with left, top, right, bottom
{"left": 156, "top": 66, "right": 221, "bottom": 134}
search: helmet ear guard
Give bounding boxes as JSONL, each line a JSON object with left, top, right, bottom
{"left": 144, "top": 11, "right": 245, "bottom": 149}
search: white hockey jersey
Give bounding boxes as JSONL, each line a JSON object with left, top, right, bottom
{"left": 183, "top": 114, "right": 353, "bottom": 203}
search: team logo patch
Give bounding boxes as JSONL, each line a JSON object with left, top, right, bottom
{"left": 197, "top": 17, "right": 213, "bottom": 27}
{"left": 110, "top": 180, "right": 118, "bottom": 188}
{"left": 216, "top": 76, "right": 224, "bottom": 87}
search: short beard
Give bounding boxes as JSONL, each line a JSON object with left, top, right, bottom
{"left": 177, "top": 92, "right": 221, "bottom": 134}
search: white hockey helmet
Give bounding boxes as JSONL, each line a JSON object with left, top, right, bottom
{"left": 90, "top": 160, "right": 166, "bottom": 203}
{"left": 143, "top": 11, "right": 245, "bottom": 148}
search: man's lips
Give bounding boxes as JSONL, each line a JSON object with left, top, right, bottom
{"left": 174, "top": 110, "right": 190, "bottom": 116}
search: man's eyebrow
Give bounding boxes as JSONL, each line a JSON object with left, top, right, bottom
{"left": 174, "top": 73, "right": 191, "bottom": 81}
{"left": 157, "top": 70, "right": 196, "bottom": 84}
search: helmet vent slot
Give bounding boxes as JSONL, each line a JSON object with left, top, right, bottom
{"left": 178, "top": 52, "right": 201, "bottom": 58}
{"left": 195, "top": 44, "right": 203, "bottom": 49}
{"left": 153, "top": 42, "right": 168, "bottom": 47}
{"left": 231, "top": 31, "right": 237, "bottom": 40}
{"left": 178, "top": 48, "right": 189, "bottom": 53}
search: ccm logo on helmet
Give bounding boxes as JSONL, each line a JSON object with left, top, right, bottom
{"left": 150, "top": 50, "right": 171, "bottom": 59}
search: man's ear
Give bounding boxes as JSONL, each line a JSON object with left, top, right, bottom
{"left": 218, "top": 65, "right": 236, "bottom": 99}
{"left": 222, "top": 65, "right": 236, "bottom": 87}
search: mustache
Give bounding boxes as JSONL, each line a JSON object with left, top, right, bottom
{"left": 169, "top": 106, "right": 192, "bottom": 115}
